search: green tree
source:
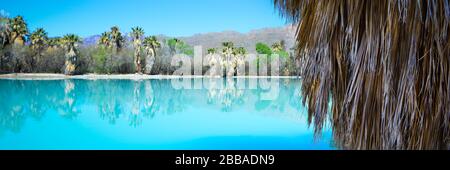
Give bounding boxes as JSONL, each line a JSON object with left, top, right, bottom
{"left": 167, "top": 38, "right": 193, "bottom": 56}
{"left": 255, "top": 42, "right": 272, "bottom": 55}
{"left": 167, "top": 38, "right": 180, "bottom": 54}
{"left": 91, "top": 46, "right": 109, "bottom": 73}
{"left": 255, "top": 42, "right": 273, "bottom": 74}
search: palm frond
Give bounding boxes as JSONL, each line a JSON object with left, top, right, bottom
{"left": 275, "top": 0, "right": 450, "bottom": 149}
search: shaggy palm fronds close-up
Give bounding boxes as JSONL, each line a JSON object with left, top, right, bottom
{"left": 275, "top": 0, "right": 450, "bottom": 149}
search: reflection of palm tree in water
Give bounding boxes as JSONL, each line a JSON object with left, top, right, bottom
{"left": 0, "top": 104, "right": 25, "bottom": 134}
{"left": 0, "top": 81, "right": 50, "bottom": 134}
{"left": 139, "top": 80, "right": 161, "bottom": 119}
{"left": 100, "top": 99, "right": 121, "bottom": 124}
{"left": 94, "top": 80, "right": 187, "bottom": 126}
{"left": 251, "top": 79, "right": 305, "bottom": 116}
{"left": 0, "top": 81, "right": 64, "bottom": 135}
{"left": 207, "top": 78, "right": 245, "bottom": 112}
{"left": 288, "top": 80, "right": 304, "bottom": 111}
{"left": 142, "top": 80, "right": 157, "bottom": 118}
{"left": 162, "top": 81, "right": 186, "bottom": 115}
{"left": 27, "top": 81, "right": 48, "bottom": 120}
{"left": 128, "top": 80, "right": 145, "bottom": 127}
{"left": 207, "top": 78, "right": 219, "bottom": 104}
{"left": 58, "top": 80, "right": 80, "bottom": 119}
{"left": 127, "top": 80, "right": 186, "bottom": 127}
{"left": 96, "top": 80, "right": 124, "bottom": 124}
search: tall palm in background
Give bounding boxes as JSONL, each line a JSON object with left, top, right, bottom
{"left": 130, "top": 27, "right": 145, "bottom": 74}
{"left": 61, "top": 34, "right": 81, "bottom": 75}
{"left": 143, "top": 36, "right": 161, "bottom": 74}
{"left": 29, "top": 28, "right": 48, "bottom": 72}
{"left": 110, "top": 26, "right": 124, "bottom": 53}
{"left": 98, "top": 32, "right": 111, "bottom": 48}
{"left": 8, "top": 16, "right": 28, "bottom": 45}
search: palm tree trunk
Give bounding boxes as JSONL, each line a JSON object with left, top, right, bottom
{"left": 134, "top": 49, "right": 142, "bottom": 74}
{"left": 144, "top": 49, "right": 155, "bottom": 75}
{"left": 64, "top": 48, "right": 77, "bottom": 75}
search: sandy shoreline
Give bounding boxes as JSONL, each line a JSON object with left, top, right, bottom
{"left": 0, "top": 73, "right": 300, "bottom": 80}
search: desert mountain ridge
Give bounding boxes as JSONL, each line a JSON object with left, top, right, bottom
{"left": 83, "top": 25, "right": 297, "bottom": 53}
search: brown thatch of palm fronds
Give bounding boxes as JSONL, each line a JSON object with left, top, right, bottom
{"left": 275, "top": 0, "right": 450, "bottom": 150}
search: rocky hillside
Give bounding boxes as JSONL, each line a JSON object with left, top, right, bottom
{"left": 178, "top": 25, "right": 296, "bottom": 53}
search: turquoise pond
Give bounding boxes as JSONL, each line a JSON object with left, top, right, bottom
{"left": 0, "top": 78, "right": 334, "bottom": 150}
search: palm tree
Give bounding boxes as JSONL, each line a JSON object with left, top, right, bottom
{"left": 233, "top": 47, "right": 247, "bottom": 76}
{"left": 61, "top": 34, "right": 81, "bottom": 75}
{"left": 8, "top": 16, "right": 28, "bottom": 45}
{"left": 29, "top": 28, "right": 48, "bottom": 71}
{"left": 221, "top": 42, "right": 235, "bottom": 77}
{"left": 143, "top": 36, "right": 160, "bottom": 74}
{"left": 233, "top": 47, "right": 246, "bottom": 55}
{"left": 206, "top": 48, "right": 220, "bottom": 76}
{"left": 98, "top": 31, "right": 111, "bottom": 47}
{"left": 274, "top": 0, "right": 450, "bottom": 149}
{"left": 207, "top": 48, "right": 216, "bottom": 55}
{"left": 47, "top": 37, "right": 61, "bottom": 50}
{"left": 130, "top": 27, "right": 145, "bottom": 74}
{"left": 271, "top": 41, "right": 283, "bottom": 52}
{"left": 110, "top": 26, "right": 124, "bottom": 53}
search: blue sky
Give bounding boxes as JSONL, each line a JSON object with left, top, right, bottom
{"left": 1, "top": 0, "right": 287, "bottom": 37}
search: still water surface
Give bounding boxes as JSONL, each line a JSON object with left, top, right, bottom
{"left": 0, "top": 78, "right": 333, "bottom": 149}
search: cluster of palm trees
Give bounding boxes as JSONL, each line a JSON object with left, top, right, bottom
{"left": 0, "top": 15, "right": 82, "bottom": 74}
{"left": 98, "top": 26, "right": 125, "bottom": 53}
{"left": 1, "top": 15, "right": 290, "bottom": 76}
{"left": 99, "top": 26, "right": 161, "bottom": 74}
{"left": 0, "top": 15, "right": 165, "bottom": 75}
{"left": 206, "top": 42, "right": 247, "bottom": 77}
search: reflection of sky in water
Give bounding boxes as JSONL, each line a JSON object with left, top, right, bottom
{"left": 0, "top": 78, "right": 334, "bottom": 150}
